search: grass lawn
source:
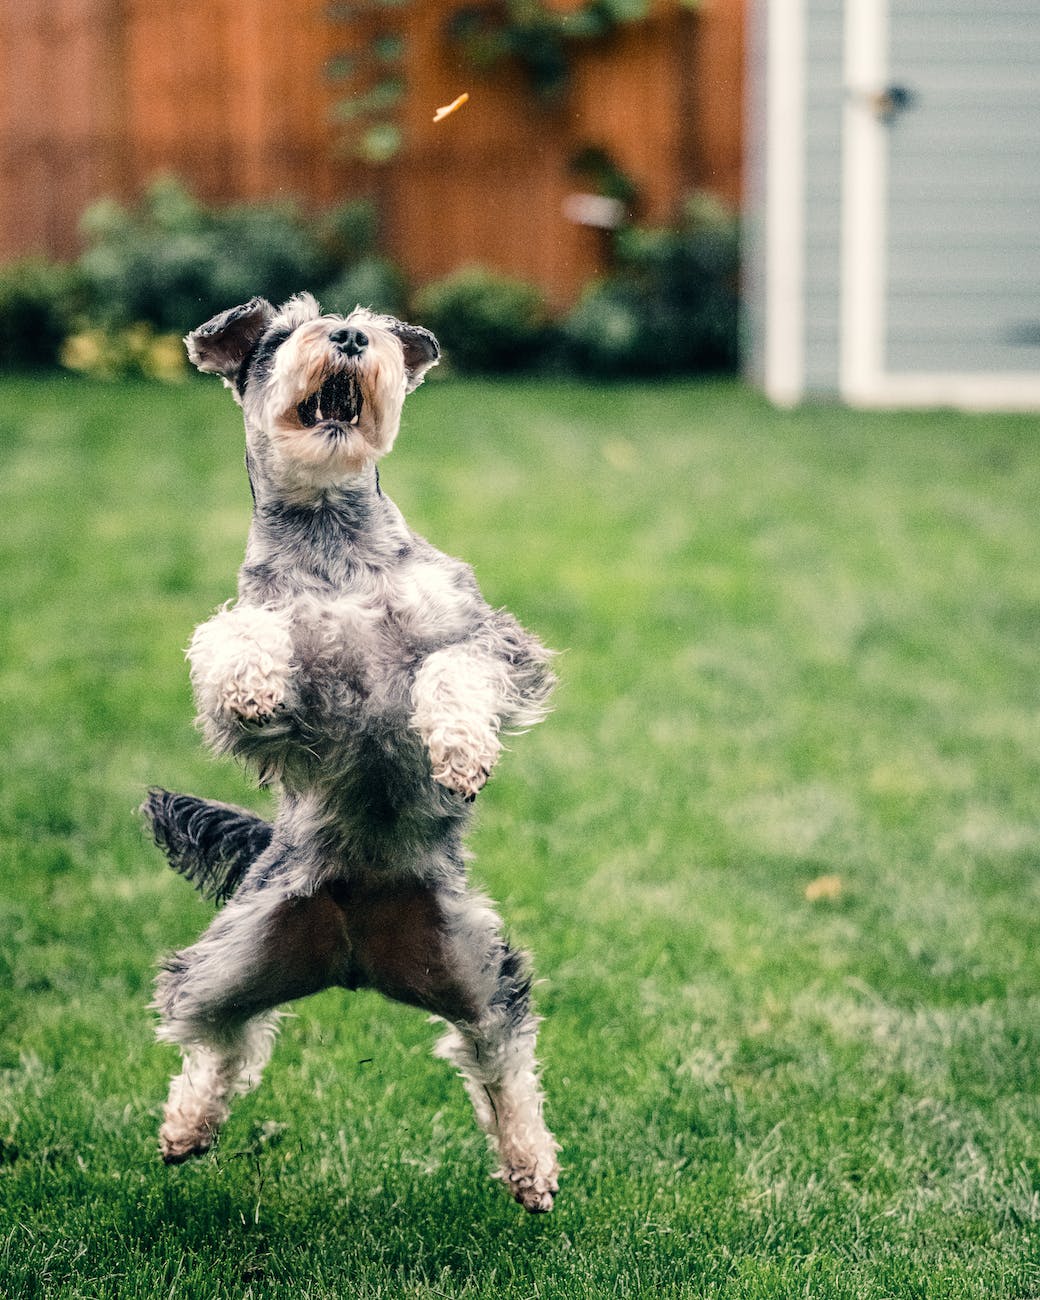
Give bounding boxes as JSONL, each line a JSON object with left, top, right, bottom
{"left": 2, "top": 373, "right": 1040, "bottom": 1298}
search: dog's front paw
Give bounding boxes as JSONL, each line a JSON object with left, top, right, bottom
{"left": 221, "top": 685, "right": 285, "bottom": 725}
{"left": 433, "top": 758, "right": 491, "bottom": 801}
{"left": 190, "top": 608, "right": 295, "bottom": 732}
{"left": 217, "top": 662, "right": 289, "bottom": 725}
{"left": 427, "top": 729, "right": 500, "bottom": 800}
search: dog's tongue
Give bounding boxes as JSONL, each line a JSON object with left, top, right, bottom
{"left": 298, "top": 372, "right": 363, "bottom": 427}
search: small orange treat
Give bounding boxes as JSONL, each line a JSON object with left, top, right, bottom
{"left": 433, "top": 92, "right": 469, "bottom": 123}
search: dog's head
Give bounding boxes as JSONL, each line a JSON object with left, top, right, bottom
{"left": 186, "top": 294, "right": 440, "bottom": 497}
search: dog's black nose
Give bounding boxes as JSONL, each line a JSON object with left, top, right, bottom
{"left": 330, "top": 326, "right": 369, "bottom": 358}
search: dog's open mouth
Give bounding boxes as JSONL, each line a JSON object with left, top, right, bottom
{"left": 297, "top": 371, "right": 363, "bottom": 430}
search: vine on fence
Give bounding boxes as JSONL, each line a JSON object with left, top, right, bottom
{"left": 447, "top": 0, "right": 650, "bottom": 100}
{"left": 326, "top": 0, "right": 659, "bottom": 162}
{"left": 327, "top": 0, "right": 411, "bottom": 163}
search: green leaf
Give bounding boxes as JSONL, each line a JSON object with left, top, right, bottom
{"left": 358, "top": 121, "right": 403, "bottom": 163}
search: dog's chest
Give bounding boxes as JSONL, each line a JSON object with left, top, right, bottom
{"left": 291, "top": 552, "right": 479, "bottom": 690}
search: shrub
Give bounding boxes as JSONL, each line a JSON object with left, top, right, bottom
{"left": 0, "top": 259, "right": 81, "bottom": 370}
{"left": 322, "top": 255, "right": 408, "bottom": 318}
{"left": 77, "top": 177, "right": 334, "bottom": 335}
{"left": 414, "top": 267, "right": 551, "bottom": 374}
{"left": 316, "top": 199, "right": 380, "bottom": 266}
{"left": 76, "top": 180, "right": 409, "bottom": 336}
{"left": 0, "top": 183, "right": 412, "bottom": 374}
{"left": 0, "top": 180, "right": 740, "bottom": 380}
{"left": 206, "top": 204, "right": 335, "bottom": 312}
{"left": 562, "top": 192, "right": 740, "bottom": 377}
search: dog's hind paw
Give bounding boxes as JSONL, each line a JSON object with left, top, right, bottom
{"left": 504, "top": 1166, "right": 559, "bottom": 1214}
{"left": 159, "top": 1120, "right": 215, "bottom": 1165}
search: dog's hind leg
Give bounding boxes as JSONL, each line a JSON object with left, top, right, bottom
{"left": 434, "top": 941, "right": 560, "bottom": 1213}
{"left": 341, "top": 880, "right": 559, "bottom": 1211}
{"left": 154, "top": 883, "right": 352, "bottom": 1163}
{"left": 157, "top": 1017, "right": 279, "bottom": 1165}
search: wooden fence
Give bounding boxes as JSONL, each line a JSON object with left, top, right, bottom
{"left": 0, "top": 0, "right": 744, "bottom": 305}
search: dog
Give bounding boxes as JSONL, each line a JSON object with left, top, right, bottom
{"left": 142, "top": 293, "right": 560, "bottom": 1212}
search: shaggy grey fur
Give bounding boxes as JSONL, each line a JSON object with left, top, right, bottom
{"left": 144, "top": 295, "right": 560, "bottom": 1212}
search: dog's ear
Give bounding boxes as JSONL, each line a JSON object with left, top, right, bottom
{"left": 384, "top": 319, "right": 441, "bottom": 392}
{"left": 185, "top": 298, "right": 274, "bottom": 379}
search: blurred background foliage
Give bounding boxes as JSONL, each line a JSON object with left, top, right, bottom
{"left": 328, "top": 0, "right": 657, "bottom": 165}
{"left": 0, "top": 176, "right": 737, "bottom": 381}
{"left": 0, "top": 2, "right": 735, "bottom": 381}
{"left": 446, "top": 0, "right": 654, "bottom": 102}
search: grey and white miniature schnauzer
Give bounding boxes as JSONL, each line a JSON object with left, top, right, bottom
{"left": 142, "top": 293, "right": 560, "bottom": 1212}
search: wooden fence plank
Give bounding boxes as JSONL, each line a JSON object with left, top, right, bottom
{"left": 0, "top": 0, "right": 744, "bottom": 302}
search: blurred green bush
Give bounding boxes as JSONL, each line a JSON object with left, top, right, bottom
{"left": 323, "top": 256, "right": 408, "bottom": 320}
{"left": 561, "top": 194, "right": 740, "bottom": 377}
{"left": 77, "top": 177, "right": 380, "bottom": 336}
{"left": 0, "top": 179, "right": 738, "bottom": 379}
{"left": 0, "top": 259, "right": 82, "bottom": 369}
{"left": 414, "top": 267, "right": 553, "bottom": 375}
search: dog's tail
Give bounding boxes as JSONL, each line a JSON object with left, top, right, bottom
{"left": 141, "top": 788, "right": 273, "bottom": 904}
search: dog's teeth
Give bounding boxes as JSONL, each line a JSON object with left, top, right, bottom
{"left": 316, "top": 407, "right": 323, "bottom": 421}
{"left": 350, "top": 415, "right": 359, "bottom": 426}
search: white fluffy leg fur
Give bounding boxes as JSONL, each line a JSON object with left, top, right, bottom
{"left": 436, "top": 1014, "right": 560, "bottom": 1212}
{"left": 188, "top": 604, "right": 295, "bottom": 729}
{"left": 410, "top": 646, "right": 512, "bottom": 797}
{"left": 158, "top": 1015, "right": 279, "bottom": 1163}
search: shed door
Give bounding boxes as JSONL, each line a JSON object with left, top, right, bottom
{"left": 842, "top": 0, "right": 1040, "bottom": 407}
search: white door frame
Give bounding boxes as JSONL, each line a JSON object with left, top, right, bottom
{"left": 761, "top": 0, "right": 807, "bottom": 407}
{"left": 841, "top": 0, "right": 1040, "bottom": 410}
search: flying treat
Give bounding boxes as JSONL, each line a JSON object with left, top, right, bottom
{"left": 433, "top": 92, "right": 469, "bottom": 123}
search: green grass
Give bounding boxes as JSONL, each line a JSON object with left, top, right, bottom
{"left": 2, "top": 373, "right": 1040, "bottom": 1298}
